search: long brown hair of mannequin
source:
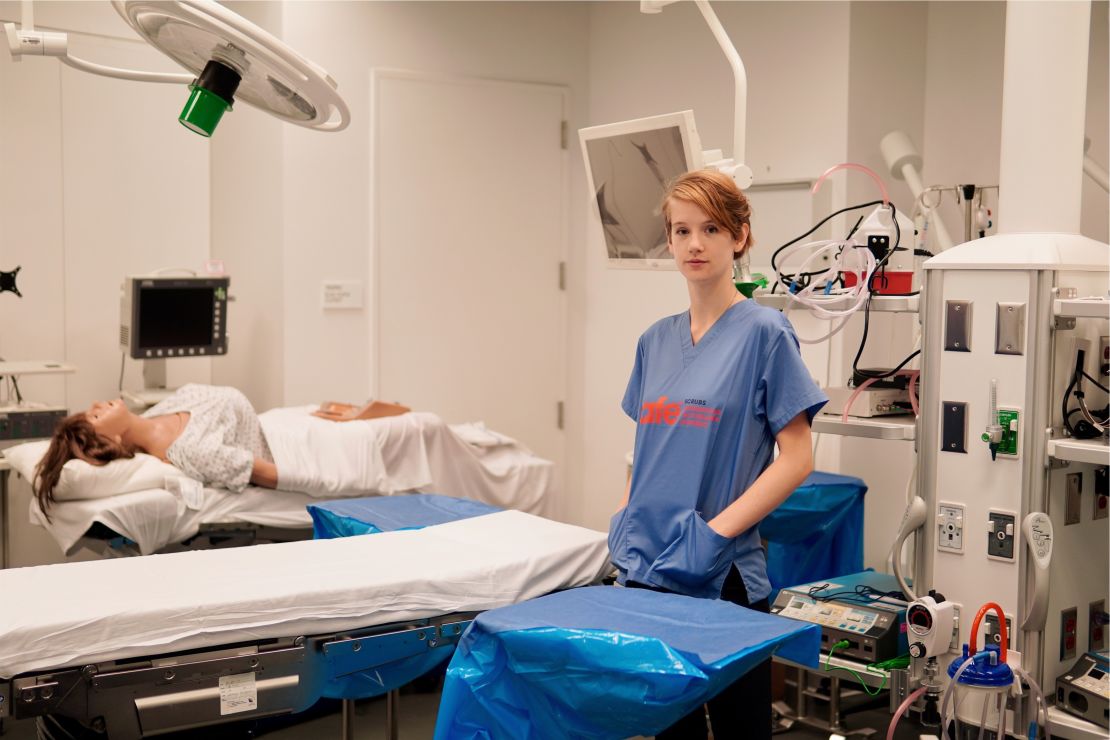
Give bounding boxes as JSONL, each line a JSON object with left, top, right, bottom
{"left": 35, "top": 414, "right": 139, "bottom": 521}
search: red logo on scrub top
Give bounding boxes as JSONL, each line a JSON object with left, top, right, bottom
{"left": 639, "top": 396, "right": 721, "bottom": 428}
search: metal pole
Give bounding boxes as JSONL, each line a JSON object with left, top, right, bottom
{"left": 961, "top": 184, "right": 976, "bottom": 244}
{"left": 828, "top": 675, "right": 845, "bottom": 732}
{"left": 1, "top": 468, "right": 9, "bottom": 569}
{"left": 340, "top": 698, "right": 355, "bottom": 740}
{"left": 386, "top": 689, "right": 399, "bottom": 740}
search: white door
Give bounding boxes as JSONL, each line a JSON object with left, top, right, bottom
{"left": 373, "top": 72, "right": 568, "bottom": 485}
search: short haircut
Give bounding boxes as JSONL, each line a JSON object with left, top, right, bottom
{"left": 661, "top": 169, "right": 754, "bottom": 257}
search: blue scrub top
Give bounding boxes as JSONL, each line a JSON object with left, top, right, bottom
{"left": 611, "top": 299, "right": 827, "bottom": 602}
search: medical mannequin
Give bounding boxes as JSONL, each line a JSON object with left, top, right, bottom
{"left": 35, "top": 384, "right": 278, "bottom": 518}
{"left": 610, "top": 170, "right": 827, "bottom": 739}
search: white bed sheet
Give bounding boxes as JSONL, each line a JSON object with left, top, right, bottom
{"left": 261, "top": 410, "right": 553, "bottom": 515}
{"left": 27, "top": 484, "right": 316, "bottom": 557}
{"left": 0, "top": 511, "right": 610, "bottom": 678}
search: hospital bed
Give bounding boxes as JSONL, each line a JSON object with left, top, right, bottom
{"left": 0, "top": 506, "right": 611, "bottom": 739}
{"left": 1, "top": 409, "right": 554, "bottom": 562}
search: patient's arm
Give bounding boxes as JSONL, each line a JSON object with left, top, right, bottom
{"left": 250, "top": 458, "right": 279, "bottom": 488}
{"left": 311, "top": 400, "right": 411, "bottom": 422}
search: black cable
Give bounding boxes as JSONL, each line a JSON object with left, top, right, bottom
{"left": 119, "top": 352, "right": 126, "bottom": 393}
{"left": 850, "top": 295, "right": 922, "bottom": 381}
{"left": 770, "top": 199, "right": 887, "bottom": 273}
{"left": 1062, "top": 373, "right": 1079, "bottom": 437}
{"left": 1082, "top": 370, "right": 1110, "bottom": 394}
{"left": 806, "top": 583, "right": 906, "bottom": 604}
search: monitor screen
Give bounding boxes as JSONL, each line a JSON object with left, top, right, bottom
{"left": 137, "top": 287, "right": 215, "bottom": 349}
{"left": 122, "top": 276, "right": 229, "bottom": 359}
{"left": 580, "top": 111, "right": 703, "bottom": 269}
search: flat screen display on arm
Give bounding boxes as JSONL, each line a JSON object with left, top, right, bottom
{"left": 580, "top": 111, "right": 703, "bottom": 269}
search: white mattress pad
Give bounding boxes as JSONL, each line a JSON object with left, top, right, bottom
{"left": 0, "top": 511, "right": 610, "bottom": 678}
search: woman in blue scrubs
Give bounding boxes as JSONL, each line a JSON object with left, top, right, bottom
{"left": 609, "top": 169, "right": 827, "bottom": 739}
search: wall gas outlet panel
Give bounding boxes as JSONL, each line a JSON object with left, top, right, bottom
{"left": 937, "top": 503, "right": 965, "bottom": 552}
{"left": 984, "top": 612, "right": 1013, "bottom": 650}
{"left": 987, "top": 510, "right": 1017, "bottom": 561}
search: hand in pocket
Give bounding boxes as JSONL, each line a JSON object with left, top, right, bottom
{"left": 645, "top": 510, "right": 731, "bottom": 590}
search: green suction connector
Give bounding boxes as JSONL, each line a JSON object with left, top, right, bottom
{"left": 179, "top": 60, "right": 241, "bottom": 137}
{"left": 735, "top": 272, "right": 768, "bottom": 298}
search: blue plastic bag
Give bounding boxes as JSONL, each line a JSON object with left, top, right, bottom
{"left": 434, "top": 586, "right": 820, "bottom": 739}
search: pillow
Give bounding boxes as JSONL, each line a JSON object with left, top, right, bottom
{"left": 3, "top": 440, "right": 187, "bottom": 502}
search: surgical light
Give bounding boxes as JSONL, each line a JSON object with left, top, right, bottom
{"left": 3, "top": 0, "right": 350, "bottom": 138}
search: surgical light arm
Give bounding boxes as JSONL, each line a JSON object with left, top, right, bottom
{"left": 880, "top": 131, "right": 955, "bottom": 251}
{"left": 641, "top": 0, "right": 755, "bottom": 282}
{"left": 4, "top": 2, "right": 191, "bottom": 85}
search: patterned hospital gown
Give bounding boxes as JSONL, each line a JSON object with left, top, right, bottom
{"left": 143, "top": 384, "right": 272, "bottom": 491}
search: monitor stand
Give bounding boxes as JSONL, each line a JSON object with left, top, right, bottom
{"left": 122, "top": 359, "right": 176, "bottom": 410}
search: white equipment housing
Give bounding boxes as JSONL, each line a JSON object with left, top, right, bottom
{"left": 915, "top": 232, "right": 1109, "bottom": 736}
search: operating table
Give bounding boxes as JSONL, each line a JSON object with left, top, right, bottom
{"left": 0, "top": 507, "right": 611, "bottom": 739}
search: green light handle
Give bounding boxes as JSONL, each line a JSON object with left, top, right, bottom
{"left": 179, "top": 85, "right": 231, "bottom": 137}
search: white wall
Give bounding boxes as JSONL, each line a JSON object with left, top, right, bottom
{"left": 275, "top": 1, "right": 592, "bottom": 416}
{"left": 208, "top": 1, "right": 287, "bottom": 413}
{"left": 1082, "top": 0, "right": 1108, "bottom": 242}
{"left": 0, "top": 1, "right": 211, "bottom": 414}
{"left": 921, "top": 1, "right": 1006, "bottom": 245}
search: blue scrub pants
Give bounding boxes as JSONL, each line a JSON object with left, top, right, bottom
{"left": 628, "top": 566, "right": 772, "bottom": 740}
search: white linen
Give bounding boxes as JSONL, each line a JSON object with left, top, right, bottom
{"left": 27, "top": 484, "right": 316, "bottom": 556}
{"left": 0, "top": 511, "right": 610, "bottom": 678}
{"left": 4, "top": 440, "right": 187, "bottom": 501}
{"left": 261, "top": 409, "right": 553, "bottom": 515}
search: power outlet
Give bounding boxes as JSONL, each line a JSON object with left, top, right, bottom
{"left": 937, "top": 503, "right": 965, "bottom": 552}
{"left": 1065, "top": 473, "right": 1083, "bottom": 525}
{"left": 984, "top": 612, "right": 1012, "bottom": 649}
{"left": 1090, "top": 600, "right": 1107, "bottom": 652}
{"left": 1061, "top": 607, "right": 1078, "bottom": 661}
{"left": 987, "top": 511, "right": 1017, "bottom": 560}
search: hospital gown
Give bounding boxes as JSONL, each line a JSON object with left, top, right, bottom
{"left": 144, "top": 384, "right": 272, "bottom": 491}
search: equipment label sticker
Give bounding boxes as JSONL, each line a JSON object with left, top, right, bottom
{"left": 219, "top": 673, "right": 258, "bottom": 715}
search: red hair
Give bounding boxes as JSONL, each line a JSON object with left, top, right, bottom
{"left": 661, "top": 169, "right": 755, "bottom": 257}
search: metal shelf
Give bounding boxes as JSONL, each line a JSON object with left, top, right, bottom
{"left": 1045, "top": 705, "right": 1109, "bottom": 740}
{"left": 776, "top": 653, "right": 890, "bottom": 690}
{"left": 813, "top": 414, "right": 917, "bottom": 441}
{"left": 1054, "top": 297, "right": 1110, "bottom": 320}
{"left": 1047, "top": 437, "right": 1109, "bottom": 465}
{"left": 0, "top": 361, "right": 76, "bottom": 376}
{"left": 754, "top": 294, "right": 920, "bottom": 314}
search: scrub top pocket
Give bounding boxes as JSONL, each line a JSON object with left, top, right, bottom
{"left": 643, "top": 509, "right": 732, "bottom": 595}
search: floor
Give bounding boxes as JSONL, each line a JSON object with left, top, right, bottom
{"left": 0, "top": 679, "right": 933, "bottom": 740}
